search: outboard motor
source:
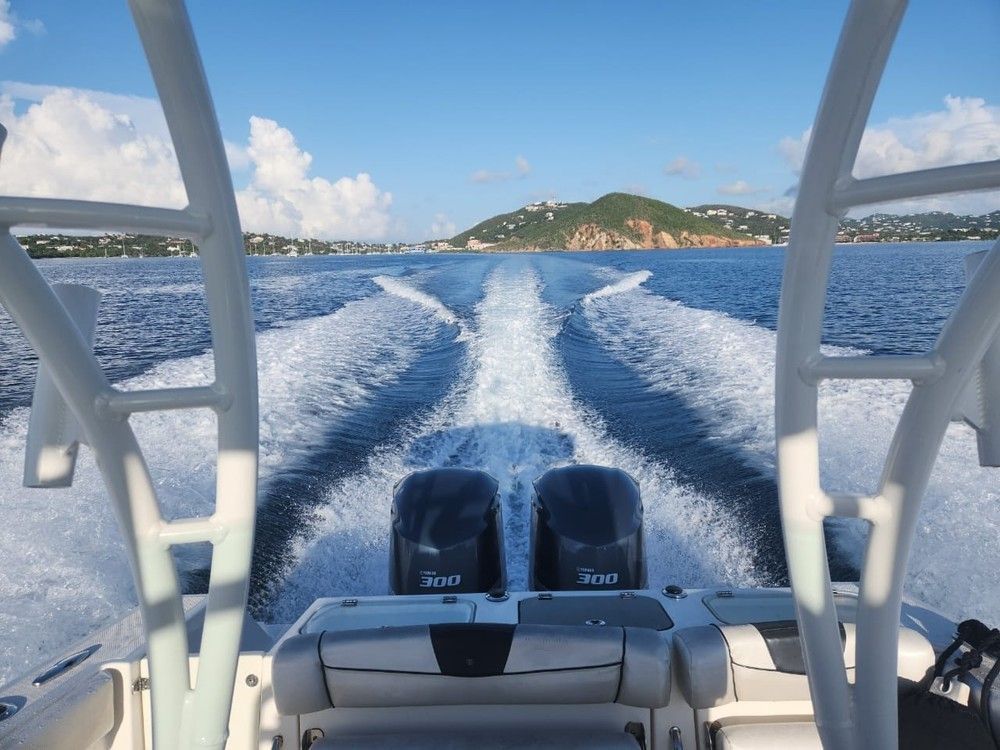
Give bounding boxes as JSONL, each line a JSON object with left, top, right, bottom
{"left": 390, "top": 467, "right": 506, "bottom": 595}
{"left": 530, "top": 465, "right": 646, "bottom": 591}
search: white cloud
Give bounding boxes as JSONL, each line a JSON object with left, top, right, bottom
{"left": 0, "top": 2, "right": 43, "bottom": 50}
{"left": 0, "top": 84, "right": 392, "bottom": 239}
{"left": 752, "top": 195, "right": 796, "bottom": 217}
{"left": 663, "top": 156, "right": 701, "bottom": 179}
{"left": 779, "top": 96, "right": 1000, "bottom": 214}
{"left": 430, "top": 212, "right": 455, "bottom": 238}
{"left": 0, "top": 88, "right": 187, "bottom": 206}
{"left": 1, "top": 81, "right": 248, "bottom": 172}
{"left": 717, "top": 179, "right": 768, "bottom": 196}
{"left": 237, "top": 116, "right": 392, "bottom": 239}
{"left": 3, "top": 81, "right": 167, "bottom": 134}
{"left": 224, "top": 140, "right": 251, "bottom": 171}
{"left": 471, "top": 169, "right": 508, "bottom": 184}
{"left": 0, "top": 2, "right": 15, "bottom": 49}
{"left": 471, "top": 155, "right": 533, "bottom": 184}
{"left": 21, "top": 17, "right": 43, "bottom": 35}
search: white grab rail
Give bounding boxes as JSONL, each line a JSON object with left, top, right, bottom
{"left": 0, "top": 1, "right": 258, "bottom": 748}
{"left": 776, "top": 1, "right": 1000, "bottom": 748}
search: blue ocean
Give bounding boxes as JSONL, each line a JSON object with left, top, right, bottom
{"left": 0, "top": 243, "right": 995, "bottom": 681}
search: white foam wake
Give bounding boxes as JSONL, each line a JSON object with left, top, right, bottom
{"left": 584, "top": 279, "right": 1000, "bottom": 624}
{"left": 0, "top": 289, "right": 449, "bottom": 684}
{"left": 270, "top": 262, "right": 763, "bottom": 621}
{"left": 374, "top": 275, "right": 459, "bottom": 325}
{"left": 582, "top": 270, "right": 652, "bottom": 304}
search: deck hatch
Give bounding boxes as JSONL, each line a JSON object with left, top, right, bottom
{"left": 518, "top": 594, "right": 672, "bottom": 630}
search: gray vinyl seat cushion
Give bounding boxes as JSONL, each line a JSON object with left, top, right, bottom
{"left": 312, "top": 729, "right": 641, "bottom": 749}
{"left": 672, "top": 620, "right": 934, "bottom": 708}
{"left": 272, "top": 622, "right": 670, "bottom": 714}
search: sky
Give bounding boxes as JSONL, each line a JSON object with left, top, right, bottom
{"left": 0, "top": 0, "right": 998, "bottom": 242}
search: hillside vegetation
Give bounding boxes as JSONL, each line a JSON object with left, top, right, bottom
{"left": 450, "top": 192, "right": 761, "bottom": 251}
{"left": 689, "top": 204, "right": 789, "bottom": 244}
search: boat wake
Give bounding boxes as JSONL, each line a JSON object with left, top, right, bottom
{"left": 582, "top": 270, "right": 653, "bottom": 304}
{"left": 373, "top": 274, "right": 469, "bottom": 338}
{"left": 583, "top": 271, "right": 1000, "bottom": 624}
{"left": 5, "top": 256, "right": 985, "bottom": 682}
{"left": 269, "top": 261, "right": 764, "bottom": 621}
{"left": 0, "top": 288, "right": 452, "bottom": 684}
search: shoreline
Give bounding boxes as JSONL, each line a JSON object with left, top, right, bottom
{"left": 21, "top": 237, "right": 994, "bottom": 261}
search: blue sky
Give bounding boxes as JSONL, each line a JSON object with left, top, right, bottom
{"left": 1, "top": 1, "right": 999, "bottom": 240}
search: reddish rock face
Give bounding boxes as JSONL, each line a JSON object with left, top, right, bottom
{"left": 625, "top": 218, "right": 655, "bottom": 246}
{"left": 615, "top": 217, "right": 761, "bottom": 249}
{"left": 653, "top": 231, "right": 680, "bottom": 248}
{"left": 565, "top": 223, "right": 643, "bottom": 250}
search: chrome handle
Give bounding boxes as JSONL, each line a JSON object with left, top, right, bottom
{"left": 31, "top": 644, "right": 100, "bottom": 686}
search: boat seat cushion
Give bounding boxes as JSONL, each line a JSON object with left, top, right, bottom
{"left": 672, "top": 620, "right": 934, "bottom": 708}
{"left": 711, "top": 721, "right": 822, "bottom": 749}
{"left": 311, "top": 729, "right": 642, "bottom": 749}
{"left": 710, "top": 687, "right": 998, "bottom": 749}
{"left": 272, "top": 623, "right": 669, "bottom": 714}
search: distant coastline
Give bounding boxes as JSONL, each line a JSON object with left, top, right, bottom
{"left": 13, "top": 236, "right": 993, "bottom": 260}
{"left": 14, "top": 232, "right": 426, "bottom": 260}
{"left": 13, "top": 192, "right": 999, "bottom": 259}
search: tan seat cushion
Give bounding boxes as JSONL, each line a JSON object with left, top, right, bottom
{"left": 713, "top": 721, "right": 822, "bottom": 749}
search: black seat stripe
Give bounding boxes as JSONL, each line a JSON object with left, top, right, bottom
{"left": 430, "top": 623, "right": 516, "bottom": 677}
{"left": 752, "top": 620, "right": 847, "bottom": 675}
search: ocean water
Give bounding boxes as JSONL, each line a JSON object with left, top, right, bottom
{"left": 0, "top": 243, "right": 995, "bottom": 682}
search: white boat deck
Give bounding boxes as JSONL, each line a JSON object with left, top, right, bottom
{"left": 0, "top": 586, "right": 956, "bottom": 749}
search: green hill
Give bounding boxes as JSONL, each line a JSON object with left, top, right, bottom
{"left": 450, "top": 193, "right": 762, "bottom": 251}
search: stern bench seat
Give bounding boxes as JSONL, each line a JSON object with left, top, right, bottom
{"left": 273, "top": 622, "right": 671, "bottom": 713}
{"left": 273, "top": 622, "right": 669, "bottom": 749}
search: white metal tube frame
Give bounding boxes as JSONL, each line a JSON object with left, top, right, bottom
{"left": 0, "top": 1, "right": 258, "bottom": 748}
{"left": 776, "top": 1, "right": 1000, "bottom": 748}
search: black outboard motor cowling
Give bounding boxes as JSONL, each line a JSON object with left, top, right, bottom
{"left": 530, "top": 465, "right": 646, "bottom": 591}
{"left": 390, "top": 468, "right": 506, "bottom": 595}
